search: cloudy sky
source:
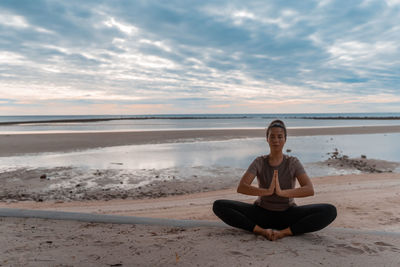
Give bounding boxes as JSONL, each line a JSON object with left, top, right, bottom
{"left": 1, "top": 0, "right": 400, "bottom": 115}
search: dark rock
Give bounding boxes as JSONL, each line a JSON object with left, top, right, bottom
{"left": 40, "top": 174, "right": 47, "bottom": 179}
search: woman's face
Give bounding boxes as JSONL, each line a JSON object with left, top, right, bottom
{"left": 267, "top": 127, "right": 286, "bottom": 152}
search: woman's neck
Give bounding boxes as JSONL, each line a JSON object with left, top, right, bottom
{"left": 268, "top": 152, "right": 284, "bottom": 166}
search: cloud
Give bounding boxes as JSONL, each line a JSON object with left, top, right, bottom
{"left": 0, "top": 0, "right": 399, "bottom": 115}
{"left": 103, "top": 17, "right": 138, "bottom": 36}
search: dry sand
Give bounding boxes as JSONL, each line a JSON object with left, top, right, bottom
{"left": 1, "top": 217, "right": 400, "bottom": 267}
{"left": 1, "top": 127, "right": 400, "bottom": 266}
{"left": 1, "top": 172, "right": 400, "bottom": 266}
{"left": 2, "top": 173, "right": 400, "bottom": 231}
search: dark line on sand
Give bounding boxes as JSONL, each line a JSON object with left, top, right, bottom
{"left": 1, "top": 208, "right": 400, "bottom": 237}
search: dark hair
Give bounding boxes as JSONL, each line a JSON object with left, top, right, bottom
{"left": 266, "top": 120, "right": 287, "bottom": 140}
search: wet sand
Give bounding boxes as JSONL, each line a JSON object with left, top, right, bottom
{"left": 1, "top": 125, "right": 400, "bottom": 156}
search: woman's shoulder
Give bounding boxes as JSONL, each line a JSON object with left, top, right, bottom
{"left": 247, "top": 155, "right": 268, "bottom": 173}
{"left": 255, "top": 155, "right": 268, "bottom": 161}
{"left": 251, "top": 155, "right": 268, "bottom": 165}
{"left": 284, "top": 154, "right": 301, "bottom": 162}
{"left": 284, "top": 155, "right": 304, "bottom": 169}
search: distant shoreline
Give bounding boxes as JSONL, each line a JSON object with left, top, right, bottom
{"left": 295, "top": 116, "right": 400, "bottom": 120}
{"left": 1, "top": 115, "right": 400, "bottom": 126}
{"left": 0, "top": 116, "right": 249, "bottom": 125}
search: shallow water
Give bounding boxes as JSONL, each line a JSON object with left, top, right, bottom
{"left": 1, "top": 114, "right": 400, "bottom": 133}
{"left": 1, "top": 133, "right": 400, "bottom": 178}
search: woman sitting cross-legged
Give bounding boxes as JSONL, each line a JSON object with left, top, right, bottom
{"left": 213, "top": 120, "right": 337, "bottom": 241}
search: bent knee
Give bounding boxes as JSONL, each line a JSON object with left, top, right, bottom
{"left": 324, "top": 204, "right": 337, "bottom": 222}
{"left": 212, "top": 199, "right": 227, "bottom": 214}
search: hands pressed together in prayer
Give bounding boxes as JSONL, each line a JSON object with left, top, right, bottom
{"left": 266, "top": 170, "right": 287, "bottom": 197}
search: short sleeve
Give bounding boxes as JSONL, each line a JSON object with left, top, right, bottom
{"left": 246, "top": 157, "right": 262, "bottom": 176}
{"left": 291, "top": 157, "right": 306, "bottom": 177}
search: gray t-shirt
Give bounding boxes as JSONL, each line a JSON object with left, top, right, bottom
{"left": 246, "top": 155, "right": 306, "bottom": 211}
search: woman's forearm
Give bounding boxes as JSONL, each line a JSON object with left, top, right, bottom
{"left": 237, "top": 183, "right": 273, "bottom": 196}
{"left": 279, "top": 185, "right": 314, "bottom": 198}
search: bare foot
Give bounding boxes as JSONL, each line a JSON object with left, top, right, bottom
{"left": 270, "top": 228, "right": 292, "bottom": 241}
{"left": 253, "top": 225, "right": 274, "bottom": 241}
{"left": 262, "top": 228, "right": 274, "bottom": 241}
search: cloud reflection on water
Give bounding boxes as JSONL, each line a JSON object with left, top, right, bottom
{"left": 1, "top": 133, "right": 400, "bottom": 178}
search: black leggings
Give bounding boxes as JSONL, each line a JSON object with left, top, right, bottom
{"left": 213, "top": 200, "right": 337, "bottom": 235}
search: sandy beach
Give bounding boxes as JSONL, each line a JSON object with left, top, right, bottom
{"left": 3, "top": 0, "right": 400, "bottom": 264}
{"left": 1, "top": 126, "right": 400, "bottom": 266}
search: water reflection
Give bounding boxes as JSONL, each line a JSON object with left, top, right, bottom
{"left": 1, "top": 133, "right": 400, "bottom": 177}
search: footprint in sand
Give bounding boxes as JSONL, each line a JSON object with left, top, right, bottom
{"left": 346, "top": 206, "right": 360, "bottom": 211}
{"left": 375, "top": 241, "right": 394, "bottom": 246}
{"left": 379, "top": 217, "right": 400, "bottom": 225}
{"left": 327, "top": 242, "right": 388, "bottom": 256}
{"left": 305, "top": 237, "right": 326, "bottom": 246}
{"left": 374, "top": 241, "right": 400, "bottom": 252}
{"left": 228, "top": 250, "right": 250, "bottom": 257}
{"left": 360, "top": 244, "right": 378, "bottom": 254}
{"left": 330, "top": 243, "right": 365, "bottom": 255}
{"left": 330, "top": 241, "right": 400, "bottom": 256}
